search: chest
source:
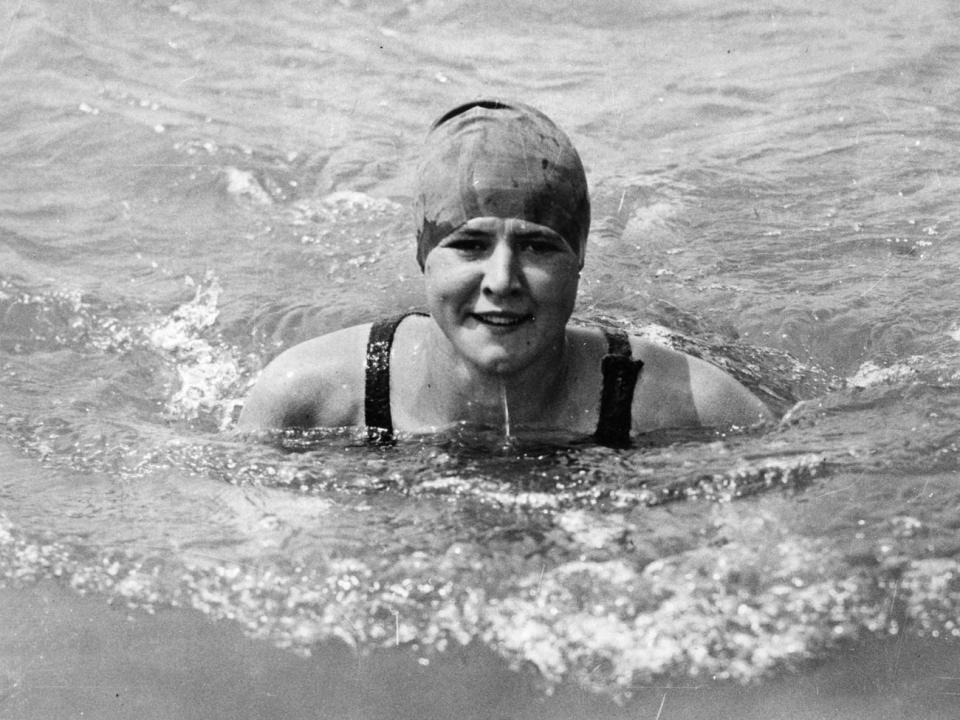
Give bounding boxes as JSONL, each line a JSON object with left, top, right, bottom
{"left": 384, "top": 321, "right": 609, "bottom": 434}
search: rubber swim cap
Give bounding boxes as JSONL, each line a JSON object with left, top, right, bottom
{"left": 414, "top": 100, "right": 590, "bottom": 269}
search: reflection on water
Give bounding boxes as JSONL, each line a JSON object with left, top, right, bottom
{"left": 6, "top": 580, "right": 958, "bottom": 720}
{"left": 2, "top": 0, "right": 960, "bottom": 715}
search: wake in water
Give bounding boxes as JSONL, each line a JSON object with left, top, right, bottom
{"left": 4, "top": 478, "right": 960, "bottom": 701}
{"left": 4, "top": 243, "right": 960, "bottom": 699}
{"left": 3, "top": 0, "right": 960, "bottom": 714}
{"left": 147, "top": 271, "right": 245, "bottom": 429}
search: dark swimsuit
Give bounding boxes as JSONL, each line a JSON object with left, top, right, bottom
{"left": 364, "top": 313, "right": 644, "bottom": 447}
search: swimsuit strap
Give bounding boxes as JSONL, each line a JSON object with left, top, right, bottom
{"left": 366, "top": 317, "right": 641, "bottom": 447}
{"left": 364, "top": 312, "right": 426, "bottom": 443}
{"left": 595, "top": 328, "right": 644, "bottom": 447}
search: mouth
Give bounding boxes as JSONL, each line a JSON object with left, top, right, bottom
{"left": 469, "top": 312, "right": 533, "bottom": 328}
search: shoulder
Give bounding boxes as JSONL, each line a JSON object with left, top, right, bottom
{"left": 236, "top": 323, "right": 372, "bottom": 432}
{"left": 628, "top": 336, "right": 773, "bottom": 431}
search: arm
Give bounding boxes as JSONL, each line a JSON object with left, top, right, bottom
{"left": 684, "top": 353, "right": 774, "bottom": 428}
{"left": 236, "top": 324, "right": 369, "bottom": 433}
{"left": 630, "top": 339, "right": 773, "bottom": 432}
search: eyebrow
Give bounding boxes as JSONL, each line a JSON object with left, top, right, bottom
{"left": 452, "top": 222, "right": 564, "bottom": 240}
{"left": 452, "top": 227, "right": 493, "bottom": 237}
{"left": 511, "top": 226, "right": 564, "bottom": 240}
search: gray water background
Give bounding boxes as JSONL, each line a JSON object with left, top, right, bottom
{"left": 2, "top": 0, "right": 960, "bottom": 717}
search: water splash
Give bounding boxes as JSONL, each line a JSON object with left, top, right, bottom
{"left": 147, "top": 272, "right": 244, "bottom": 428}
{"left": 4, "top": 503, "right": 959, "bottom": 700}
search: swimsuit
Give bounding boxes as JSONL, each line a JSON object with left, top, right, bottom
{"left": 364, "top": 313, "right": 643, "bottom": 446}
{"left": 364, "top": 312, "right": 428, "bottom": 444}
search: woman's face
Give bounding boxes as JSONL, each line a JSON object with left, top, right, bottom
{"left": 423, "top": 216, "right": 580, "bottom": 376}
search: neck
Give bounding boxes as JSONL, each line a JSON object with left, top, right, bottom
{"left": 422, "top": 327, "right": 570, "bottom": 429}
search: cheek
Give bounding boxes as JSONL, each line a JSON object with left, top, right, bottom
{"left": 424, "top": 257, "right": 471, "bottom": 308}
{"left": 529, "top": 265, "right": 579, "bottom": 310}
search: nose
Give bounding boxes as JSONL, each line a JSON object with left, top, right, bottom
{"left": 481, "top": 240, "right": 523, "bottom": 297}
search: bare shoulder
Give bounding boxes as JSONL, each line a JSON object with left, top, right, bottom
{"left": 236, "top": 323, "right": 371, "bottom": 432}
{"left": 629, "top": 336, "right": 773, "bottom": 431}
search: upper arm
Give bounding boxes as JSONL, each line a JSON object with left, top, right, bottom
{"left": 630, "top": 338, "right": 772, "bottom": 432}
{"left": 236, "top": 354, "right": 324, "bottom": 431}
{"left": 684, "top": 354, "right": 774, "bottom": 428}
{"left": 236, "top": 325, "right": 369, "bottom": 433}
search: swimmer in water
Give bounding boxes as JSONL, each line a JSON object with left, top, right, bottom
{"left": 238, "top": 100, "right": 773, "bottom": 444}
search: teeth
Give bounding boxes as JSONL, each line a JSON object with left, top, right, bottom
{"left": 476, "top": 314, "right": 524, "bottom": 326}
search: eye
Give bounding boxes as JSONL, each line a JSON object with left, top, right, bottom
{"left": 516, "top": 235, "right": 567, "bottom": 255}
{"left": 439, "top": 229, "right": 494, "bottom": 255}
{"left": 443, "top": 237, "right": 487, "bottom": 253}
{"left": 519, "top": 240, "right": 552, "bottom": 253}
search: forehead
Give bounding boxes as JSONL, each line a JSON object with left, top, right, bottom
{"left": 454, "top": 217, "right": 565, "bottom": 237}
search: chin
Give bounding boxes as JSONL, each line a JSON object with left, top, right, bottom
{"left": 466, "top": 346, "right": 534, "bottom": 376}
{"left": 443, "top": 322, "right": 557, "bottom": 376}
{"left": 480, "top": 359, "right": 521, "bottom": 376}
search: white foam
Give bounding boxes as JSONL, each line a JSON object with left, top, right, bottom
{"left": 224, "top": 167, "right": 273, "bottom": 205}
{"left": 849, "top": 358, "right": 921, "bottom": 388}
{"left": 148, "top": 272, "right": 242, "bottom": 426}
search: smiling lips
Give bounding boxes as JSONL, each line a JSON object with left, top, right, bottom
{"left": 469, "top": 311, "right": 533, "bottom": 328}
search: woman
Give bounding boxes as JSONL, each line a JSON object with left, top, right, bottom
{"left": 238, "top": 100, "right": 772, "bottom": 445}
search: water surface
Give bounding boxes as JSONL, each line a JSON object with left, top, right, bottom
{"left": 2, "top": 0, "right": 960, "bottom": 717}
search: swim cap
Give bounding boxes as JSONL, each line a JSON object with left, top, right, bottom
{"left": 414, "top": 100, "right": 590, "bottom": 269}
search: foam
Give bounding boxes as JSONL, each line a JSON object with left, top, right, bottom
{"left": 147, "top": 272, "right": 243, "bottom": 427}
{"left": 3, "top": 505, "right": 958, "bottom": 699}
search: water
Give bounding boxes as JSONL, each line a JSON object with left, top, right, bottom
{"left": 499, "top": 381, "right": 512, "bottom": 441}
{"left": 2, "top": 0, "right": 960, "bottom": 717}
